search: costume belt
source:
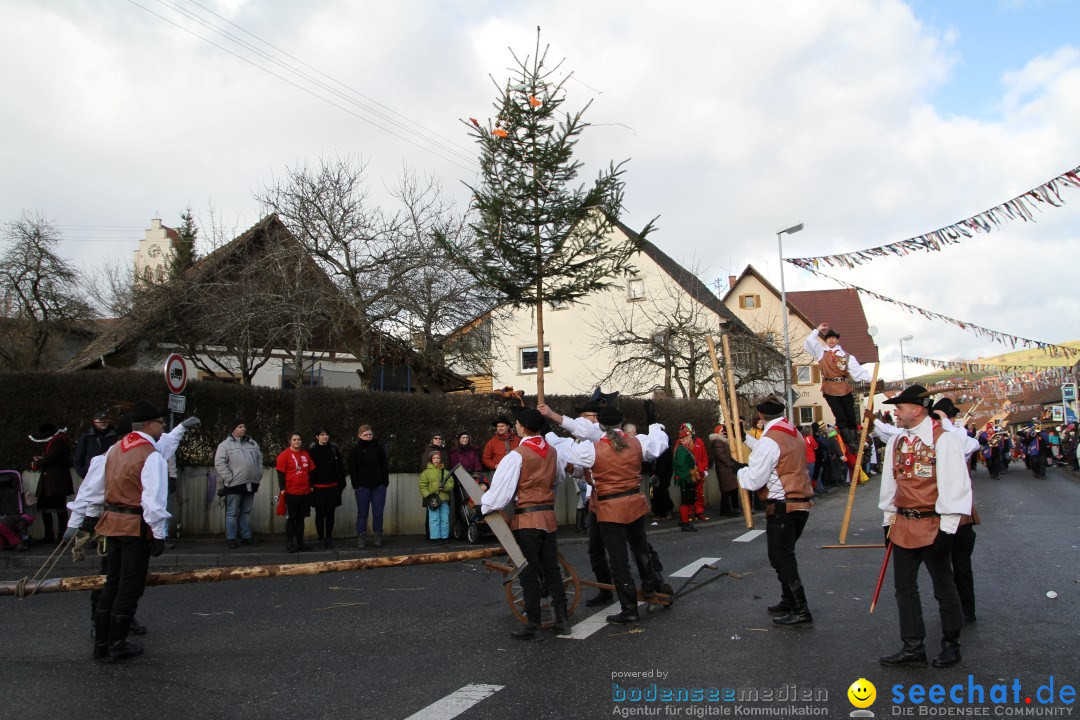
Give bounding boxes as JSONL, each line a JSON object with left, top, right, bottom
{"left": 104, "top": 504, "right": 142, "bottom": 516}
{"left": 597, "top": 489, "right": 639, "bottom": 501}
{"left": 767, "top": 496, "right": 810, "bottom": 505}
{"left": 515, "top": 504, "right": 554, "bottom": 515}
{"left": 823, "top": 377, "right": 849, "bottom": 382}
{"left": 897, "top": 507, "right": 938, "bottom": 519}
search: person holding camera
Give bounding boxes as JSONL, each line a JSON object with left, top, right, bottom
{"left": 418, "top": 451, "right": 454, "bottom": 543}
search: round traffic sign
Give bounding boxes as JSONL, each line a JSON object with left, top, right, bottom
{"left": 164, "top": 353, "right": 188, "bottom": 394}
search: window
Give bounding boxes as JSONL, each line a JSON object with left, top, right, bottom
{"left": 627, "top": 278, "right": 645, "bottom": 301}
{"left": 796, "top": 365, "right": 812, "bottom": 384}
{"left": 739, "top": 294, "right": 761, "bottom": 309}
{"left": 520, "top": 345, "right": 551, "bottom": 373}
{"left": 798, "top": 405, "right": 823, "bottom": 425}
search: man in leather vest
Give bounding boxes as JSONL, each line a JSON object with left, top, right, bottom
{"left": 83, "top": 400, "right": 172, "bottom": 662}
{"left": 481, "top": 406, "right": 569, "bottom": 639}
{"left": 738, "top": 396, "right": 815, "bottom": 628}
{"left": 878, "top": 385, "right": 972, "bottom": 669}
{"left": 803, "top": 322, "right": 871, "bottom": 450}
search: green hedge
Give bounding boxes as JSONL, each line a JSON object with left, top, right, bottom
{"left": 0, "top": 370, "right": 721, "bottom": 472}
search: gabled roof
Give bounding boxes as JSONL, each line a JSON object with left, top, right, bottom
{"left": 608, "top": 217, "right": 758, "bottom": 338}
{"left": 722, "top": 265, "right": 817, "bottom": 329}
{"left": 786, "top": 288, "right": 880, "bottom": 364}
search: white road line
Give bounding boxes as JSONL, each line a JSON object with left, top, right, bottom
{"left": 404, "top": 684, "right": 505, "bottom": 720}
{"left": 733, "top": 529, "right": 765, "bottom": 543}
{"left": 669, "top": 557, "right": 721, "bottom": 577}
{"left": 560, "top": 602, "right": 647, "bottom": 640}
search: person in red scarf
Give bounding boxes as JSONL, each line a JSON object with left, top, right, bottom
{"left": 738, "top": 396, "right": 815, "bottom": 628}
{"left": 276, "top": 433, "right": 315, "bottom": 553}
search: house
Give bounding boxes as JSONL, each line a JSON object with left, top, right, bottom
{"left": 722, "top": 264, "right": 880, "bottom": 427}
{"left": 63, "top": 215, "right": 472, "bottom": 393}
{"left": 456, "top": 219, "right": 783, "bottom": 402}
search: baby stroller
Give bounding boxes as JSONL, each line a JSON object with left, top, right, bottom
{"left": 0, "top": 470, "right": 32, "bottom": 550}
{"left": 451, "top": 472, "right": 491, "bottom": 544}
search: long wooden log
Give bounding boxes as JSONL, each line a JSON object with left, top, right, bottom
{"left": 838, "top": 363, "right": 881, "bottom": 544}
{"left": 707, "top": 336, "right": 753, "bottom": 529}
{"left": 1, "top": 547, "right": 505, "bottom": 597}
{"left": 719, "top": 334, "right": 754, "bottom": 529}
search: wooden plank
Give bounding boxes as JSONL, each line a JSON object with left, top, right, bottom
{"left": 452, "top": 465, "right": 526, "bottom": 569}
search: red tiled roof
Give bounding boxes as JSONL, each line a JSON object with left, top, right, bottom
{"left": 786, "top": 288, "right": 880, "bottom": 364}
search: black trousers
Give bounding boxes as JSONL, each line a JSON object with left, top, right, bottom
{"left": 598, "top": 516, "right": 652, "bottom": 610}
{"left": 892, "top": 543, "right": 963, "bottom": 640}
{"left": 587, "top": 510, "right": 612, "bottom": 585}
{"left": 951, "top": 524, "right": 977, "bottom": 619}
{"left": 651, "top": 476, "right": 674, "bottom": 516}
{"left": 824, "top": 393, "right": 858, "bottom": 431}
{"left": 284, "top": 493, "right": 311, "bottom": 546}
{"left": 97, "top": 536, "right": 152, "bottom": 620}
{"left": 1030, "top": 455, "right": 1047, "bottom": 478}
{"left": 765, "top": 507, "right": 808, "bottom": 587}
{"left": 514, "top": 528, "right": 566, "bottom": 624}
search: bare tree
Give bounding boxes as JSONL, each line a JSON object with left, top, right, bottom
{"left": 87, "top": 256, "right": 139, "bottom": 318}
{"left": 0, "top": 212, "right": 97, "bottom": 370}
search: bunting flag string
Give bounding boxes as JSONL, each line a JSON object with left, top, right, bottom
{"left": 786, "top": 163, "right": 1080, "bottom": 270}
{"left": 903, "top": 355, "right": 1077, "bottom": 375}
{"left": 800, "top": 267, "right": 1078, "bottom": 357}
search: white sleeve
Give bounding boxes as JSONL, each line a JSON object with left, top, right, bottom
{"left": 560, "top": 416, "right": 604, "bottom": 442}
{"left": 742, "top": 433, "right": 758, "bottom": 450}
{"left": 481, "top": 451, "right": 522, "bottom": 514}
{"left": 545, "top": 433, "right": 596, "bottom": 469}
{"left": 737, "top": 436, "right": 779, "bottom": 492}
{"left": 156, "top": 423, "right": 188, "bottom": 461}
{"left": 878, "top": 437, "right": 899, "bottom": 515}
{"left": 933, "top": 434, "right": 973, "bottom": 526}
{"left": 872, "top": 421, "right": 902, "bottom": 443}
{"left": 847, "top": 354, "right": 871, "bottom": 382}
{"left": 67, "top": 453, "right": 107, "bottom": 528}
{"left": 941, "top": 418, "right": 980, "bottom": 458}
{"left": 140, "top": 452, "right": 171, "bottom": 539}
{"left": 803, "top": 328, "right": 824, "bottom": 361}
{"left": 639, "top": 423, "right": 669, "bottom": 461}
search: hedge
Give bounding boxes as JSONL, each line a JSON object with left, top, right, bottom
{"left": 0, "top": 370, "right": 722, "bottom": 473}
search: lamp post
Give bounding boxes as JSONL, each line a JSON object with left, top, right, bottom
{"left": 777, "top": 222, "right": 804, "bottom": 424}
{"left": 899, "top": 335, "right": 914, "bottom": 385}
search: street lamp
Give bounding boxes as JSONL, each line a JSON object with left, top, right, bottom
{"left": 899, "top": 335, "right": 914, "bottom": 385}
{"left": 777, "top": 222, "right": 804, "bottom": 424}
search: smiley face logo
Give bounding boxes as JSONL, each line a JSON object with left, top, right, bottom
{"left": 847, "top": 678, "right": 876, "bottom": 709}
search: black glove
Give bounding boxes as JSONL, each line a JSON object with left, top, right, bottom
{"left": 883, "top": 525, "right": 891, "bottom": 546}
{"left": 932, "top": 530, "right": 954, "bottom": 554}
{"left": 733, "top": 461, "right": 748, "bottom": 473}
{"left": 643, "top": 400, "right": 657, "bottom": 427}
{"left": 150, "top": 539, "right": 166, "bottom": 557}
{"left": 217, "top": 487, "right": 226, "bottom": 497}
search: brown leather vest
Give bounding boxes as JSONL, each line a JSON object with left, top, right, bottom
{"left": 510, "top": 442, "right": 558, "bottom": 533}
{"left": 819, "top": 349, "right": 853, "bottom": 396}
{"left": 593, "top": 434, "right": 649, "bottom": 524}
{"left": 95, "top": 434, "right": 156, "bottom": 538}
{"left": 762, "top": 427, "right": 814, "bottom": 514}
{"left": 890, "top": 426, "right": 946, "bottom": 549}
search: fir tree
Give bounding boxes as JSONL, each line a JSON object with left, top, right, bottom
{"left": 442, "top": 29, "right": 652, "bottom": 402}
{"left": 169, "top": 206, "right": 198, "bottom": 279}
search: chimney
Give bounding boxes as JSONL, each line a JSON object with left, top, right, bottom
{"left": 728, "top": 275, "right": 737, "bottom": 289}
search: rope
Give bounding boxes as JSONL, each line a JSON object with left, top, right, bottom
{"left": 14, "top": 535, "right": 75, "bottom": 600}
{"left": 69, "top": 531, "right": 96, "bottom": 563}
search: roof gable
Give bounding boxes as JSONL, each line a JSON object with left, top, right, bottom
{"left": 785, "top": 288, "right": 879, "bottom": 364}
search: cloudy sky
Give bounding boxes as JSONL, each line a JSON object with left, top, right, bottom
{"left": 2, "top": 0, "right": 1078, "bottom": 381}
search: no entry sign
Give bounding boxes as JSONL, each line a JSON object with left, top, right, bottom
{"left": 164, "top": 353, "right": 188, "bottom": 395}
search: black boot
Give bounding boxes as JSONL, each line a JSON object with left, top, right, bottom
{"left": 128, "top": 616, "right": 148, "bottom": 635}
{"left": 575, "top": 509, "right": 587, "bottom": 533}
{"left": 585, "top": 588, "right": 614, "bottom": 607}
{"left": 553, "top": 600, "right": 572, "bottom": 635}
{"left": 880, "top": 638, "right": 928, "bottom": 667}
{"left": 932, "top": 632, "right": 961, "bottom": 668}
{"left": 606, "top": 585, "right": 640, "bottom": 624}
{"left": 106, "top": 615, "right": 144, "bottom": 663}
{"left": 511, "top": 611, "right": 542, "bottom": 640}
{"left": 767, "top": 583, "right": 795, "bottom": 615}
{"left": 92, "top": 610, "right": 111, "bottom": 661}
{"left": 773, "top": 580, "right": 813, "bottom": 627}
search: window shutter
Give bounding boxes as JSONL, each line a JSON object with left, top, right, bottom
{"left": 791, "top": 365, "right": 798, "bottom": 384}
{"left": 813, "top": 405, "right": 823, "bottom": 422}
{"left": 811, "top": 365, "right": 820, "bottom": 384}
{"left": 754, "top": 294, "right": 761, "bottom": 308}
{"left": 738, "top": 295, "right": 746, "bottom": 309}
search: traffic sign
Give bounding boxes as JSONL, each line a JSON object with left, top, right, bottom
{"left": 164, "top": 353, "right": 188, "bottom": 395}
{"left": 168, "top": 393, "right": 187, "bottom": 414}
{"left": 1063, "top": 383, "right": 1076, "bottom": 402}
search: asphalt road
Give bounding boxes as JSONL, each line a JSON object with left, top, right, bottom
{"left": 2, "top": 464, "right": 1077, "bottom": 720}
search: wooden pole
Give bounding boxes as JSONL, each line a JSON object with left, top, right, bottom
{"left": 1, "top": 547, "right": 504, "bottom": 598}
{"left": 719, "top": 334, "right": 754, "bottom": 529}
{"left": 838, "top": 363, "right": 881, "bottom": 544}
{"left": 707, "top": 336, "right": 752, "bottom": 529}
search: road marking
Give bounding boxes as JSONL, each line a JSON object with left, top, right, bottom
{"left": 669, "top": 557, "right": 721, "bottom": 577}
{"left": 733, "top": 529, "right": 765, "bottom": 543}
{"left": 404, "top": 684, "right": 505, "bottom": 720}
{"left": 561, "top": 602, "right": 647, "bottom": 640}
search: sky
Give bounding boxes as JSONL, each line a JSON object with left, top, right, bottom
{"left": 2, "top": 0, "right": 1079, "bottom": 382}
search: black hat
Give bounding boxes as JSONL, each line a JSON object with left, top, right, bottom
{"left": 590, "top": 387, "right": 621, "bottom": 406}
{"left": 822, "top": 329, "right": 840, "bottom": 340}
{"left": 116, "top": 414, "right": 133, "bottom": 436}
{"left": 883, "top": 384, "right": 931, "bottom": 408}
{"left": 597, "top": 406, "right": 624, "bottom": 427}
{"left": 511, "top": 406, "right": 546, "bottom": 432}
{"left": 131, "top": 401, "right": 166, "bottom": 423}
{"left": 756, "top": 396, "right": 786, "bottom": 415}
{"left": 491, "top": 415, "right": 512, "bottom": 427}
{"left": 575, "top": 400, "right": 604, "bottom": 415}
{"left": 231, "top": 417, "right": 246, "bottom": 431}
{"left": 932, "top": 398, "right": 960, "bottom": 418}
{"left": 93, "top": 411, "right": 110, "bottom": 422}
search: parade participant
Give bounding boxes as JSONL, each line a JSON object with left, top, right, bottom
{"left": 482, "top": 415, "right": 521, "bottom": 472}
{"left": 803, "top": 322, "right": 871, "bottom": 449}
{"left": 977, "top": 422, "right": 1003, "bottom": 479}
{"left": 684, "top": 424, "right": 710, "bottom": 520}
{"left": 276, "top": 433, "right": 314, "bottom": 553}
{"left": 78, "top": 401, "right": 171, "bottom": 662}
{"left": 480, "top": 406, "right": 569, "bottom": 638}
{"left": 29, "top": 423, "right": 75, "bottom": 544}
{"left": 673, "top": 427, "right": 699, "bottom": 532}
{"left": 308, "top": 428, "right": 346, "bottom": 549}
{"left": 878, "top": 385, "right": 971, "bottom": 669}
{"left": 737, "top": 396, "right": 815, "bottom": 628}
{"left": 541, "top": 402, "right": 669, "bottom": 624}
{"left": 214, "top": 419, "right": 263, "bottom": 549}
{"left": 67, "top": 414, "right": 199, "bottom": 640}
{"left": 1026, "top": 424, "right": 1050, "bottom": 479}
